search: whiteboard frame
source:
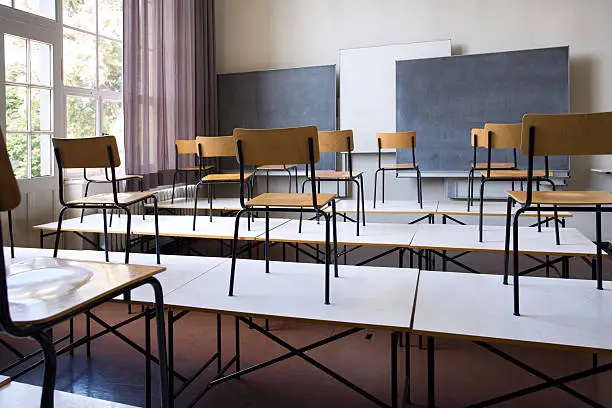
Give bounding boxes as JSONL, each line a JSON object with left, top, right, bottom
{"left": 339, "top": 39, "right": 451, "bottom": 153}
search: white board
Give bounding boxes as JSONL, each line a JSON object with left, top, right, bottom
{"left": 339, "top": 40, "right": 451, "bottom": 153}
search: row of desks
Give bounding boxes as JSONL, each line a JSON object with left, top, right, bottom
{"left": 35, "top": 213, "right": 598, "bottom": 258}
{"left": 6, "top": 248, "right": 611, "bottom": 407}
{"left": 7, "top": 247, "right": 612, "bottom": 355}
{"left": 152, "top": 198, "right": 573, "bottom": 218}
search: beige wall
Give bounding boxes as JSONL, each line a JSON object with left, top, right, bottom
{"left": 215, "top": 0, "right": 612, "bottom": 238}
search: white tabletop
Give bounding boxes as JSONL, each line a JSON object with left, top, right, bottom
{"left": 436, "top": 200, "right": 572, "bottom": 218}
{"left": 330, "top": 199, "right": 438, "bottom": 215}
{"left": 591, "top": 169, "right": 612, "bottom": 175}
{"left": 261, "top": 219, "right": 417, "bottom": 247}
{"left": 147, "top": 197, "right": 243, "bottom": 211}
{"left": 410, "top": 224, "right": 599, "bottom": 256}
{"left": 0, "top": 379, "right": 137, "bottom": 407}
{"left": 6, "top": 247, "right": 227, "bottom": 303}
{"left": 412, "top": 271, "right": 612, "bottom": 353}
{"left": 164, "top": 259, "right": 417, "bottom": 331}
{"left": 34, "top": 214, "right": 290, "bottom": 241}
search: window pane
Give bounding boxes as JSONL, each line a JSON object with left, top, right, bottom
{"left": 0, "top": 0, "right": 11, "bottom": 6}
{"left": 30, "top": 40, "right": 52, "bottom": 86}
{"left": 66, "top": 95, "right": 96, "bottom": 139}
{"left": 14, "top": 0, "right": 56, "bottom": 19}
{"left": 99, "top": 38, "right": 122, "bottom": 91}
{"left": 63, "top": 28, "right": 96, "bottom": 88}
{"left": 103, "top": 99, "right": 124, "bottom": 161}
{"left": 4, "top": 35, "right": 27, "bottom": 84}
{"left": 31, "top": 88, "right": 52, "bottom": 131}
{"left": 31, "top": 134, "right": 52, "bottom": 177}
{"left": 99, "top": 0, "right": 122, "bottom": 40}
{"left": 6, "top": 134, "right": 28, "bottom": 179}
{"left": 6, "top": 85, "right": 28, "bottom": 131}
{"left": 63, "top": 0, "right": 95, "bottom": 32}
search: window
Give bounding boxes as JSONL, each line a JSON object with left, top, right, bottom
{"left": 63, "top": 0, "right": 123, "bottom": 153}
{"left": 0, "top": 0, "right": 56, "bottom": 20}
{"left": 3, "top": 34, "right": 54, "bottom": 179}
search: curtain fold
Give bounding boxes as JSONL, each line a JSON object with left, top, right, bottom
{"left": 124, "top": 0, "right": 216, "bottom": 190}
{"left": 195, "top": 0, "right": 217, "bottom": 137}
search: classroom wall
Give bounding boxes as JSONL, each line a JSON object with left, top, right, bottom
{"left": 215, "top": 0, "right": 612, "bottom": 239}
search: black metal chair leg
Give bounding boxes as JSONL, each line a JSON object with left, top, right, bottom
{"left": 554, "top": 205, "right": 561, "bottom": 245}
{"left": 513, "top": 209, "right": 524, "bottom": 316}
{"left": 265, "top": 210, "right": 270, "bottom": 273}
{"left": 478, "top": 178, "right": 486, "bottom": 242}
{"left": 192, "top": 182, "right": 201, "bottom": 231}
{"left": 124, "top": 208, "right": 132, "bottom": 264}
{"left": 170, "top": 171, "right": 179, "bottom": 203}
{"left": 417, "top": 168, "right": 423, "bottom": 208}
{"left": 382, "top": 169, "right": 386, "bottom": 203}
{"left": 332, "top": 200, "right": 339, "bottom": 278}
{"left": 209, "top": 183, "right": 214, "bottom": 222}
{"left": 102, "top": 206, "right": 109, "bottom": 262}
{"left": 33, "top": 331, "right": 57, "bottom": 408}
{"left": 152, "top": 196, "right": 161, "bottom": 264}
{"left": 354, "top": 179, "right": 360, "bottom": 236}
{"left": 323, "top": 211, "right": 331, "bottom": 305}
{"left": 80, "top": 181, "right": 91, "bottom": 223}
{"left": 467, "top": 169, "right": 473, "bottom": 211}
{"left": 229, "top": 210, "right": 246, "bottom": 296}
{"left": 373, "top": 169, "right": 380, "bottom": 208}
{"left": 8, "top": 210, "right": 15, "bottom": 258}
{"left": 53, "top": 207, "right": 68, "bottom": 258}
{"left": 503, "top": 197, "right": 513, "bottom": 285}
{"left": 150, "top": 278, "right": 170, "bottom": 408}
{"left": 596, "top": 206, "right": 603, "bottom": 290}
{"left": 359, "top": 175, "right": 366, "bottom": 227}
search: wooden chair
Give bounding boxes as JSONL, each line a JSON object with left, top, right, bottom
{"left": 170, "top": 139, "right": 214, "bottom": 203}
{"left": 477, "top": 123, "right": 558, "bottom": 242}
{"left": 254, "top": 164, "right": 298, "bottom": 193}
{"left": 374, "top": 132, "right": 422, "bottom": 208}
{"left": 0, "top": 132, "right": 170, "bottom": 408}
{"left": 80, "top": 167, "right": 144, "bottom": 223}
{"left": 466, "top": 128, "right": 517, "bottom": 211}
{"left": 52, "top": 136, "right": 161, "bottom": 264}
{"left": 229, "top": 126, "right": 338, "bottom": 304}
{"left": 193, "top": 136, "right": 254, "bottom": 226}
{"left": 504, "top": 112, "right": 612, "bottom": 316}
{"left": 301, "top": 130, "right": 365, "bottom": 235}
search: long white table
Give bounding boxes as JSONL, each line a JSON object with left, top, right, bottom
{"left": 412, "top": 270, "right": 612, "bottom": 407}
{"left": 436, "top": 200, "right": 572, "bottom": 219}
{"left": 411, "top": 224, "right": 598, "bottom": 257}
{"left": 34, "top": 213, "right": 289, "bottom": 241}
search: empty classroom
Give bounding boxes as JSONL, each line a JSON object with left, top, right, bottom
{"left": 1, "top": 1, "right": 612, "bottom": 407}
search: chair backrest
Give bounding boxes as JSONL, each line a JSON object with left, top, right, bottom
{"left": 376, "top": 132, "right": 416, "bottom": 150}
{"left": 521, "top": 112, "right": 612, "bottom": 156}
{"left": 470, "top": 128, "right": 485, "bottom": 147}
{"left": 482, "top": 124, "right": 521, "bottom": 149}
{"left": 175, "top": 139, "right": 198, "bottom": 155}
{"left": 318, "top": 130, "right": 354, "bottom": 153}
{"left": 234, "top": 126, "right": 320, "bottom": 166}
{"left": 0, "top": 128, "right": 21, "bottom": 212}
{"left": 196, "top": 136, "right": 235, "bottom": 158}
{"left": 0, "top": 129, "right": 20, "bottom": 332}
{"left": 53, "top": 136, "right": 121, "bottom": 169}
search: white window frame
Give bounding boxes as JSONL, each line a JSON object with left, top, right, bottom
{"left": 0, "top": 5, "right": 63, "bottom": 187}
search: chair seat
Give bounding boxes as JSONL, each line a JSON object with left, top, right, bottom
{"left": 380, "top": 163, "right": 417, "bottom": 170}
{"left": 257, "top": 165, "right": 297, "bottom": 170}
{"left": 68, "top": 191, "right": 156, "bottom": 206}
{"left": 7, "top": 258, "right": 164, "bottom": 325}
{"left": 179, "top": 165, "right": 214, "bottom": 171}
{"left": 202, "top": 172, "right": 253, "bottom": 182}
{"left": 481, "top": 170, "right": 551, "bottom": 178}
{"left": 471, "top": 162, "right": 515, "bottom": 169}
{"left": 314, "top": 170, "right": 363, "bottom": 179}
{"left": 247, "top": 193, "right": 335, "bottom": 208}
{"left": 507, "top": 190, "right": 612, "bottom": 205}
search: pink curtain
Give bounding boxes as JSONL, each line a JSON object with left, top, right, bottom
{"left": 123, "top": 0, "right": 200, "bottom": 188}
